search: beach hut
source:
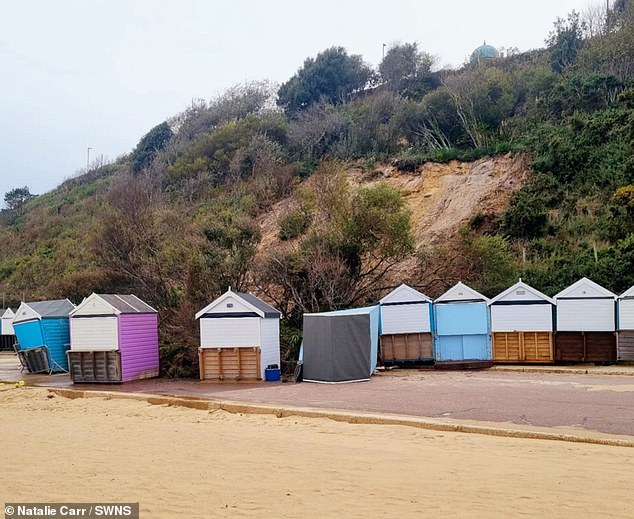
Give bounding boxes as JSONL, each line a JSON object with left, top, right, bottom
{"left": 489, "top": 280, "right": 555, "bottom": 363}
{"left": 195, "top": 289, "right": 281, "bottom": 381}
{"left": 302, "top": 306, "right": 379, "bottom": 383}
{"left": 433, "top": 282, "right": 491, "bottom": 364}
{"left": 12, "top": 299, "right": 75, "bottom": 372}
{"left": 554, "top": 278, "right": 616, "bottom": 362}
{"left": 617, "top": 285, "right": 634, "bottom": 361}
{"left": 2, "top": 308, "right": 15, "bottom": 335}
{"left": 379, "top": 284, "right": 433, "bottom": 363}
{"left": 68, "top": 293, "right": 159, "bottom": 383}
{"left": 0, "top": 308, "right": 16, "bottom": 350}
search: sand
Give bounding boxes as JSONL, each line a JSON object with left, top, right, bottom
{"left": 1, "top": 386, "right": 633, "bottom": 519}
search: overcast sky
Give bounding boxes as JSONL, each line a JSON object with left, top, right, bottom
{"left": 1, "top": 0, "right": 591, "bottom": 196}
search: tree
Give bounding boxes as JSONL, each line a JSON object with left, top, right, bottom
{"left": 93, "top": 175, "right": 175, "bottom": 309}
{"left": 394, "top": 89, "right": 468, "bottom": 149}
{"left": 277, "top": 47, "right": 374, "bottom": 116}
{"left": 546, "top": 11, "right": 586, "bottom": 73}
{"left": 184, "top": 205, "right": 261, "bottom": 312}
{"left": 170, "top": 80, "right": 279, "bottom": 146}
{"left": 379, "top": 42, "right": 436, "bottom": 98}
{"left": 4, "top": 186, "right": 34, "bottom": 215}
{"left": 256, "top": 164, "right": 414, "bottom": 322}
{"left": 131, "top": 121, "right": 173, "bottom": 174}
{"left": 443, "top": 67, "right": 516, "bottom": 147}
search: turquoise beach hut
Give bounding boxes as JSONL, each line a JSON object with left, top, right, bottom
{"left": 13, "top": 299, "right": 76, "bottom": 372}
{"left": 433, "top": 282, "right": 491, "bottom": 364}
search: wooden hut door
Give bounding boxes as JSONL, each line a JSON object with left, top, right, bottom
{"left": 199, "top": 347, "right": 261, "bottom": 381}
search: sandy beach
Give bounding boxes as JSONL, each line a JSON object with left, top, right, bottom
{"left": 1, "top": 385, "right": 633, "bottom": 518}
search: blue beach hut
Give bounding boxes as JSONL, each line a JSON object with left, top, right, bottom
{"left": 433, "top": 282, "right": 491, "bottom": 363}
{"left": 13, "top": 299, "right": 76, "bottom": 372}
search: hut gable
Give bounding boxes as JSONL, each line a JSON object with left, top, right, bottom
{"left": 435, "top": 282, "right": 489, "bottom": 303}
{"left": 489, "top": 280, "right": 554, "bottom": 305}
{"left": 72, "top": 294, "right": 118, "bottom": 316}
{"left": 14, "top": 302, "right": 40, "bottom": 324}
{"left": 195, "top": 290, "right": 280, "bottom": 319}
{"left": 554, "top": 277, "right": 616, "bottom": 300}
{"left": 380, "top": 284, "right": 431, "bottom": 304}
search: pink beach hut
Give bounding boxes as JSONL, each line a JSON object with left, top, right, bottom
{"left": 68, "top": 293, "right": 159, "bottom": 383}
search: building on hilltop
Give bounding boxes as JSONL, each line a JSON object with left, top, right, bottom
{"left": 471, "top": 41, "right": 500, "bottom": 63}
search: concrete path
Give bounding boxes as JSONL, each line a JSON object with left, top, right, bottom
{"left": 2, "top": 352, "right": 633, "bottom": 438}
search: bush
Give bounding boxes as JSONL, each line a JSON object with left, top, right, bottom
{"left": 504, "top": 191, "right": 548, "bottom": 239}
{"left": 395, "top": 153, "right": 426, "bottom": 172}
{"left": 159, "top": 343, "right": 198, "bottom": 378}
{"left": 279, "top": 208, "right": 312, "bottom": 240}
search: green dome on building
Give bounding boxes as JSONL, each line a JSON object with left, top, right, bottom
{"left": 471, "top": 41, "right": 500, "bottom": 61}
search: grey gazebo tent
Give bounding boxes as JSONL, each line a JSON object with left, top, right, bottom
{"left": 302, "top": 306, "right": 379, "bottom": 383}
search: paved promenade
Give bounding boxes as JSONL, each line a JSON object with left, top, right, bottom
{"left": 2, "top": 352, "right": 633, "bottom": 438}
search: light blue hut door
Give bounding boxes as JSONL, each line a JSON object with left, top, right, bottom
{"left": 435, "top": 302, "right": 489, "bottom": 361}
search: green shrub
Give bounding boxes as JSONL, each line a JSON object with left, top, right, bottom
{"left": 279, "top": 208, "right": 312, "bottom": 240}
{"left": 504, "top": 191, "right": 548, "bottom": 239}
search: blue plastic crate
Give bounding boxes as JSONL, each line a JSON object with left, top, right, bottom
{"left": 265, "top": 368, "right": 281, "bottom": 382}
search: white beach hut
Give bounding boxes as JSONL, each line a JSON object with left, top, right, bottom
{"left": 195, "top": 289, "right": 281, "bottom": 381}
{"left": 489, "top": 280, "right": 555, "bottom": 363}
{"left": 379, "top": 284, "right": 433, "bottom": 363}
{"left": 0, "top": 307, "right": 16, "bottom": 350}
{"left": 1, "top": 307, "right": 15, "bottom": 335}
{"left": 554, "top": 277, "right": 616, "bottom": 362}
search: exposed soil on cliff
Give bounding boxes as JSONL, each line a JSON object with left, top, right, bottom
{"left": 258, "top": 153, "right": 531, "bottom": 254}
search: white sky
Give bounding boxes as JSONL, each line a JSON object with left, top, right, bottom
{"left": 1, "top": 0, "right": 592, "bottom": 195}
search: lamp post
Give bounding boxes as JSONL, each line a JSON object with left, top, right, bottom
{"left": 87, "top": 147, "right": 92, "bottom": 172}
{"left": 382, "top": 43, "right": 386, "bottom": 61}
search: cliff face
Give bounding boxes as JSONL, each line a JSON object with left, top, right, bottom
{"left": 258, "top": 153, "right": 531, "bottom": 253}
{"left": 372, "top": 154, "right": 530, "bottom": 245}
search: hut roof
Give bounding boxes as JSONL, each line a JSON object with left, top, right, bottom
{"left": 554, "top": 277, "right": 616, "bottom": 300}
{"left": 14, "top": 299, "right": 75, "bottom": 323}
{"left": 435, "top": 282, "right": 489, "bottom": 303}
{"left": 380, "top": 284, "right": 431, "bottom": 304}
{"left": 1, "top": 308, "right": 15, "bottom": 319}
{"left": 71, "top": 293, "right": 157, "bottom": 316}
{"left": 489, "top": 280, "right": 554, "bottom": 305}
{"left": 234, "top": 292, "right": 281, "bottom": 318}
{"left": 96, "top": 294, "right": 157, "bottom": 314}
